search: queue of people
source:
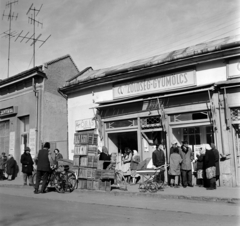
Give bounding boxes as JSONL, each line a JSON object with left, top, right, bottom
{"left": 0, "top": 152, "right": 18, "bottom": 181}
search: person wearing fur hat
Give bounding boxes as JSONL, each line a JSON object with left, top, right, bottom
{"left": 20, "top": 147, "right": 34, "bottom": 186}
{"left": 204, "top": 144, "right": 216, "bottom": 190}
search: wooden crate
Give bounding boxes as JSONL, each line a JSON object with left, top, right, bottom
{"left": 87, "top": 154, "right": 98, "bottom": 168}
{"left": 78, "top": 167, "right": 88, "bottom": 179}
{"left": 93, "top": 180, "right": 100, "bottom": 190}
{"left": 88, "top": 145, "right": 98, "bottom": 155}
{"left": 86, "top": 168, "right": 96, "bottom": 179}
{"left": 74, "top": 133, "right": 89, "bottom": 145}
{"left": 95, "top": 169, "right": 103, "bottom": 179}
{"left": 78, "top": 179, "right": 87, "bottom": 189}
{"left": 80, "top": 156, "right": 88, "bottom": 167}
{"left": 73, "top": 155, "right": 80, "bottom": 167}
{"left": 88, "top": 134, "right": 98, "bottom": 145}
{"left": 74, "top": 145, "right": 88, "bottom": 155}
{"left": 87, "top": 179, "right": 94, "bottom": 190}
{"left": 72, "top": 167, "right": 79, "bottom": 178}
{"left": 101, "top": 170, "right": 115, "bottom": 179}
{"left": 99, "top": 180, "right": 111, "bottom": 191}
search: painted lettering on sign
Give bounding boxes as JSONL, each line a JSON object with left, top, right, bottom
{"left": 0, "top": 107, "right": 14, "bottom": 116}
{"left": 113, "top": 71, "right": 196, "bottom": 99}
{"left": 75, "top": 118, "right": 96, "bottom": 131}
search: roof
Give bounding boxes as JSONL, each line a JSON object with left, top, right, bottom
{"left": 64, "top": 35, "right": 240, "bottom": 88}
{"left": 66, "top": 67, "right": 93, "bottom": 82}
{"left": 0, "top": 66, "right": 45, "bottom": 87}
{"left": 44, "top": 54, "right": 80, "bottom": 73}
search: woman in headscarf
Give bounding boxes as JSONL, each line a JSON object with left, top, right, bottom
{"left": 204, "top": 144, "right": 216, "bottom": 190}
{"left": 211, "top": 143, "right": 220, "bottom": 186}
{"left": 130, "top": 150, "right": 141, "bottom": 184}
{"left": 99, "top": 146, "right": 111, "bottom": 169}
{"left": 122, "top": 147, "right": 132, "bottom": 183}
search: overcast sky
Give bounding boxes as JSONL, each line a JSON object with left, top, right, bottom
{"left": 0, "top": 0, "right": 240, "bottom": 80}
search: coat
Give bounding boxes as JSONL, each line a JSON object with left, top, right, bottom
{"left": 0, "top": 156, "right": 7, "bottom": 170}
{"left": 152, "top": 149, "right": 165, "bottom": 167}
{"left": 6, "top": 157, "right": 17, "bottom": 176}
{"left": 99, "top": 152, "right": 111, "bottom": 169}
{"left": 204, "top": 149, "right": 215, "bottom": 169}
{"left": 212, "top": 148, "right": 220, "bottom": 176}
{"left": 36, "top": 148, "right": 51, "bottom": 172}
{"left": 196, "top": 154, "right": 204, "bottom": 170}
{"left": 21, "top": 152, "right": 34, "bottom": 174}
{"left": 179, "top": 146, "right": 194, "bottom": 170}
{"left": 169, "top": 153, "right": 182, "bottom": 175}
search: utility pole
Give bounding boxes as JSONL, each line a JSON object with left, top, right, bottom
{"left": 15, "top": 3, "right": 51, "bottom": 68}
{"left": 1, "top": 0, "right": 18, "bottom": 78}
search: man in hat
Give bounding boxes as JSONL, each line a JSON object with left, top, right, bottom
{"left": 20, "top": 147, "right": 34, "bottom": 185}
{"left": 179, "top": 140, "right": 194, "bottom": 187}
{"left": 152, "top": 143, "right": 165, "bottom": 185}
{"left": 34, "top": 142, "right": 54, "bottom": 194}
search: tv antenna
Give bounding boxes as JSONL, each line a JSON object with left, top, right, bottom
{"left": 15, "top": 3, "right": 51, "bottom": 68}
{"left": 1, "top": 0, "right": 19, "bottom": 78}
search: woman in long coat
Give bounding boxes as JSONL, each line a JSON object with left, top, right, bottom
{"left": 169, "top": 147, "right": 182, "bottom": 188}
{"left": 196, "top": 148, "right": 204, "bottom": 187}
{"left": 6, "top": 154, "right": 17, "bottom": 181}
{"left": 21, "top": 147, "right": 34, "bottom": 185}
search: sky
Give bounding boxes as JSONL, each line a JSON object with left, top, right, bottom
{"left": 0, "top": 0, "right": 240, "bottom": 80}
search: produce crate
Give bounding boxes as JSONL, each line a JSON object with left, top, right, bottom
{"left": 93, "top": 180, "right": 100, "bottom": 190}
{"left": 80, "top": 156, "right": 88, "bottom": 167}
{"left": 78, "top": 179, "right": 87, "bottom": 189}
{"left": 101, "top": 170, "right": 115, "bottom": 179}
{"left": 74, "top": 133, "right": 89, "bottom": 145}
{"left": 95, "top": 169, "right": 103, "bottom": 179}
{"left": 74, "top": 145, "right": 88, "bottom": 155}
{"left": 86, "top": 168, "right": 96, "bottom": 179}
{"left": 72, "top": 167, "right": 79, "bottom": 178}
{"left": 78, "top": 167, "right": 88, "bottom": 179}
{"left": 99, "top": 180, "right": 111, "bottom": 191}
{"left": 73, "top": 155, "right": 80, "bottom": 167}
{"left": 87, "top": 154, "right": 98, "bottom": 168}
{"left": 88, "top": 134, "right": 98, "bottom": 145}
{"left": 87, "top": 179, "right": 94, "bottom": 190}
{"left": 97, "top": 160, "right": 104, "bottom": 170}
{"left": 88, "top": 145, "right": 98, "bottom": 155}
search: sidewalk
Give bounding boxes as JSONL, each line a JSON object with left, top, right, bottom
{"left": 1, "top": 176, "right": 240, "bottom": 204}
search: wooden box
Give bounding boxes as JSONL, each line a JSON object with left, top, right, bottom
{"left": 86, "top": 168, "right": 96, "bottom": 179}
{"left": 99, "top": 180, "right": 111, "bottom": 191}
{"left": 80, "top": 157, "right": 88, "bottom": 167}
{"left": 88, "top": 134, "right": 98, "bottom": 145}
{"left": 88, "top": 145, "right": 98, "bottom": 155}
{"left": 78, "top": 179, "right": 87, "bottom": 189}
{"left": 87, "top": 179, "right": 94, "bottom": 190}
{"left": 87, "top": 154, "right": 98, "bottom": 168}
{"left": 72, "top": 167, "right": 79, "bottom": 178}
{"left": 73, "top": 155, "right": 80, "bottom": 167}
{"left": 74, "top": 133, "right": 89, "bottom": 145}
{"left": 95, "top": 169, "right": 103, "bottom": 179}
{"left": 74, "top": 145, "right": 88, "bottom": 155}
{"left": 101, "top": 170, "right": 115, "bottom": 179}
{"left": 78, "top": 167, "right": 88, "bottom": 179}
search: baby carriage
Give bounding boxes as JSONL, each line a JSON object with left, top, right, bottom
{"left": 136, "top": 164, "right": 168, "bottom": 193}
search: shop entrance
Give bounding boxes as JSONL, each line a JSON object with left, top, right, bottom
{"left": 108, "top": 131, "right": 138, "bottom": 154}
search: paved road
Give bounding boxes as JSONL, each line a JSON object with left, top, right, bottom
{"left": 0, "top": 187, "right": 239, "bottom": 226}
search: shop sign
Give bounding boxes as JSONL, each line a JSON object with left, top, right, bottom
{"left": 75, "top": 118, "right": 96, "bottom": 131}
{"left": 228, "top": 58, "right": 240, "bottom": 78}
{"left": 0, "top": 106, "right": 17, "bottom": 117}
{"left": 113, "top": 70, "right": 196, "bottom": 99}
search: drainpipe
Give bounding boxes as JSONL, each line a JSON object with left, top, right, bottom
{"left": 218, "top": 90, "right": 225, "bottom": 155}
{"left": 32, "top": 77, "right": 38, "bottom": 157}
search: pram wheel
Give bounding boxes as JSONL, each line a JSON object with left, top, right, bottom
{"left": 139, "top": 183, "right": 147, "bottom": 192}
{"left": 149, "top": 182, "right": 158, "bottom": 193}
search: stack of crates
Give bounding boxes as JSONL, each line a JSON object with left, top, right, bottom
{"left": 73, "top": 131, "right": 99, "bottom": 190}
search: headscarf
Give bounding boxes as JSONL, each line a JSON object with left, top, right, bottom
{"left": 102, "top": 146, "right": 109, "bottom": 155}
{"left": 133, "top": 150, "right": 138, "bottom": 157}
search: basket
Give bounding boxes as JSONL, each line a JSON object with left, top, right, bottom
{"left": 101, "top": 170, "right": 115, "bottom": 179}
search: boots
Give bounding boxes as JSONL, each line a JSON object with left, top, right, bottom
{"left": 207, "top": 178, "right": 214, "bottom": 190}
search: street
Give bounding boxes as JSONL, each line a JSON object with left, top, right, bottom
{"left": 0, "top": 187, "right": 239, "bottom": 226}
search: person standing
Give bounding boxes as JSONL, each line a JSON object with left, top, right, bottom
{"left": 204, "top": 144, "right": 216, "bottom": 190}
{"left": 170, "top": 141, "right": 179, "bottom": 155}
{"left": 54, "top": 149, "right": 63, "bottom": 161}
{"left": 179, "top": 141, "right": 194, "bottom": 188}
{"left": 196, "top": 148, "right": 204, "bottom": 187}
{"left": 20, "top": 147, "right": 34, "bottom": 186}
{"left": 0, "top": 152, "right": 7, "bottom": 180}
{"left": 211, "top": 143, "right": 220, "bottom": 187}
{"left": 34, "top": 142, "right": 53, "bottom": 194}
{"left": 6, "top": 154, "right": 17, "bottom": 181}
{"left": 169, "top": 147, "right": 182, "bottom": 188}
{"left": 152, "top": 144, "right": 165, "bottom": 184}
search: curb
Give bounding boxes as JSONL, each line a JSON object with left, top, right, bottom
{"left": 0, "top": 184, "right": 239, "bottom": 205}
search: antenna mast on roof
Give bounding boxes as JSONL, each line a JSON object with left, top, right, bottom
{"left": 1, "top": 0, "right": 19, "bottom": 78}
{"left": 15, "top": 3, "right": 51, "bottom": 68}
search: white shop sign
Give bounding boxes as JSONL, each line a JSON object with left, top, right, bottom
{"left": 29, "top": 128, "right": 36, "bottom": 158}
{"left": 75, "top": 118, "right": 96, "bottom": 131}
{"left": 228, "top": 58, "right": 240, "bottom": 78}
{"left": 113, "top": 70, "right": 196, "bottom": 99}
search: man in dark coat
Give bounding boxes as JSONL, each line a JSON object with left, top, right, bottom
{"left": 6, "top": 154, "right": 17, "bottom": 181}
{"left": 34, "top": 142, "right": 53, "bottom": 194}
{"left": 20, "top": 147, "right": 34, "bottom": 186}
{"left": 152, "top": 144, "right": 165, "bottom": 184}
{"left": 179, "top": 141, "right": 194, "bottom": 188}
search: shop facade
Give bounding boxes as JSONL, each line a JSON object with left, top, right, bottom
{"left": 60, "top": 36, "right": 240, "bottom": 186}
{"left": 0, "top": 55, "right": 79, "bottom": 166}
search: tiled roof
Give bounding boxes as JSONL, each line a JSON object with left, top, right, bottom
{"left": 64, "top": 35, "right": 240, "bottom": 87}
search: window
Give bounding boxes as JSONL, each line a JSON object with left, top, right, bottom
{"left": 19, "top": 116, "right": 30, "bottom": 150}
{"left": 170, "top": 111, "right": 209, "bottom": 122}
{"left": 183, "top": 127, "right": 200, "bottom": 145}
{"left": 106, "top": 118, "right": 137, "bottom": 129}
{"left": 206, "top": 126, "right": 214, "bottom": 144}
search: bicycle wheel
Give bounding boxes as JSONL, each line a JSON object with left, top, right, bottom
{"left": 115, "top": 171, "right": 127, "bottom": 190}
{"left": 53, "top": 172, "right": 66, "bottom": 193}
{"left": 66, "top": 172, "right": 77, "bottom": 192}
{"left": 138, "top": 183, "right": 147, "bottom": 192}
{"left": 149, "top": 182, "right": 158, "bottom": 193}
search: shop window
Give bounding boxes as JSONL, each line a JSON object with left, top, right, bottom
{"left": 170, "top": 111, "right": 209, "bottom": 122}
{"left": 206, "top": 126, "right": 214, "bottom": 144}
{"left": 231, "top": 107, "right": 240, "bottom": 122}
{"left": 106, "top": 118, "right": 137, "bottom": 129}
{"left": 19, "top": 116, "right": 30, "bottom": 150}
{"left": 141, "top": 116, "right": 161, "bottom": 129}
{"left": 183, "top": 127, "right": 201, "bottom": 145}
{"left": 0, "top": 121, "right": 10, "bottom": 153}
